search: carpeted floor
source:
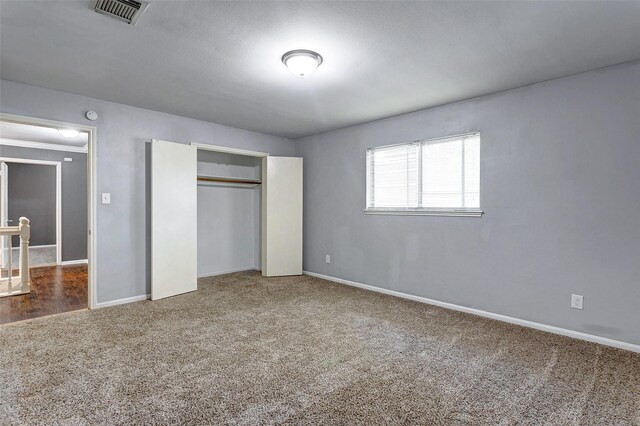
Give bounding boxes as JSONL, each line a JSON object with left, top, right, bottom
{"left": 0, "top": 272, "right": 638, "bottom": 425}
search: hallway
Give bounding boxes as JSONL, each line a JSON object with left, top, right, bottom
{"left": 9, "top": 245, "right": 56, "bottom": 268}
{"left": 0, "top": 264, "right": 87, "bottom": 324}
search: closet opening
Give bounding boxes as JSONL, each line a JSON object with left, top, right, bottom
{"left": 196, "top": 149, "right": 262, "bottom": 278}
{"left": 150, "top": 139, "right": 302, "bottom": 300}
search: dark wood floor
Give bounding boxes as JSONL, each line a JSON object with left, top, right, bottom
{"left": 0, "top": 265, "right": 87, "bottom": 324}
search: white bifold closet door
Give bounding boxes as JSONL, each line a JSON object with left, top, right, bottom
{"left": 261, "top": 156, "right": 303, "bottom": 276}
{"left": 151, "top": 139, "right": 197, "bottom": 300}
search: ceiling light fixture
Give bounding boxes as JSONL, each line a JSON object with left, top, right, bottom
{"left": 58, "top": 128, "right": 80, "bottom": 138}
{"left": 282, "top": 49, "right": 323, "bottom": 78}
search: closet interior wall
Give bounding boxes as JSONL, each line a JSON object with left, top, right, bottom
{"left": 197, "top": 150, "right": 261, "bottom": 277}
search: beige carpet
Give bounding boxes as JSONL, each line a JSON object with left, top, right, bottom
{"left": 0, "top": 271, "right": 638, "bottom": 425}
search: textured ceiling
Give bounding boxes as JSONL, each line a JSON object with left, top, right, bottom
{"left": 0, "top": 121, "right": 88, "bottom": 147}
{"left": 1, "top": 1, "right": 640, "bottom": 139}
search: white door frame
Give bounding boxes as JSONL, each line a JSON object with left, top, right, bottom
{"left": 0, "top": 161, "right": 8, "bottom": 266}
{"left": 0, "top": 157, "right": 62, "bottom": 265}
{"left": 190, "top": 142, "right": 268, "bottom": 158}
{"left": 0, "top": 113, "right": 97, "bottom": 310}
{"left": 193, "top": 142, "right": 303, "bottom": 277}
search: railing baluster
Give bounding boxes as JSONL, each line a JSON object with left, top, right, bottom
{"left": 0, "top": 217, "right": 30, "bottom": 297}
{"left": 19, "top": 217, "right": 30, "bottom": 293}
{"left": 7, "top": 234, "right": 12, "bottom": 293}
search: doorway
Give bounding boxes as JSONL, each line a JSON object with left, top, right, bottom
{"left": 0, "top": 158, "right": 61, "bottom": 267}
{"left": 0, "top": 114, "right": 97, "bottom": 323}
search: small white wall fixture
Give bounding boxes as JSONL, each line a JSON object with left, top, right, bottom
{"left": 151, "top": 139, "right": 198, "bottom": 300}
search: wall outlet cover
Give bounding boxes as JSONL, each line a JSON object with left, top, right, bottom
{"left": 571, "top": 294, "right": 584, "bottom": 310}
{"left": 101, "top": 193, "right": 111, "bottom": 204}
{"left": 325, "top": 255, "right": 331, "bottom": 264}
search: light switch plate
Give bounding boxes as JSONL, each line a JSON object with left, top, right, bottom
{"left": 101, "top": 193, "right": 111, "bottom": 204}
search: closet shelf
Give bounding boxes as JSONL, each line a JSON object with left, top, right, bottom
{"left": 197, "top": 175, "right": 262, "bottom": 185}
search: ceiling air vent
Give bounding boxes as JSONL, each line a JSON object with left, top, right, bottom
{"left": 94, "top": 0, "right": 148, "bottom": 25}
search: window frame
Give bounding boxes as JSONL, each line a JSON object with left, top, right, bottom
{"left": 364, "top": 132, "right": 483, "bottom": 217}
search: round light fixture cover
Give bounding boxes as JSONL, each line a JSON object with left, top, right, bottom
{"left": 282, "top": 49, "right": 323, "bottom": 78}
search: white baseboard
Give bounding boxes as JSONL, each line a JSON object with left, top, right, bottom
{"left": 95, "top": 267, "right": 259, "bottom": 309}
{"left": 96, "top": 294, "right": 150, "bottom": 309}
{"left": 198, "top": 266, "right": 258, "bottom": 278}
{"left": 303, "top": 271, "right": 640, "bottom": 354}
{"left": 60, "top": 259, "right": 88, "bottom": 266}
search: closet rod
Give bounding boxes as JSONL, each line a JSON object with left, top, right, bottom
{"left": 197, "top": 176, "right": 262, "bottom": 185}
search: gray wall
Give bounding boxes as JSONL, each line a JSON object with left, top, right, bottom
{"left": 0, "top": 79, "right": 296, "bottom": 303}
{"left": 296, "top": 61, "right": 640, "bottom": 346}
{"left": 0, "top": 146, "right": 88, "bottom": 260}
{"left": 197, "top": 151, "right": 261, "bottom": 276}
{"left": 3, "top": 64, "right": 638, "bottom": 346}
{"left": 7, "top": 163, "right": 56, "bottom": 246}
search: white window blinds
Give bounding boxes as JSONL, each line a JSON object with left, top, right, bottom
{"left": 366, "top": 142, "right": 419, "bottom": 208}
{"left": 366, "top": 133, "right": 481, "bottom": 215}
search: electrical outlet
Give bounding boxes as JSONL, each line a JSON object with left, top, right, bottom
{"left": 571, "top": 294, "right": 583, "bottom": 310}
{"left": 101, "top": 193, "right": 111, "bottom": 204}
{"left": 325, "top": 255, "right": 331, "bottom": 264}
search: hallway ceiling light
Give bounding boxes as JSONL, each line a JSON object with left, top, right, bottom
{"left": 58, "top": 128, "right": 80, "bottom": 138}
{"left": 282, "top": 49, "right": 323, "bottom": 78}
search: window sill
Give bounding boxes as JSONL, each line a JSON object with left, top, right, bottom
{"left": 364, "top": 208, "right": 484, "bottom": 217}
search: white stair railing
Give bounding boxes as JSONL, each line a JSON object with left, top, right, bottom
{"left": 0, "top": 217, "right": 30, "bottom": 298}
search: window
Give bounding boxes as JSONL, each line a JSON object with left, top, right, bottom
{"left": 365, "top": 133, "right": 482, "bottom": 216}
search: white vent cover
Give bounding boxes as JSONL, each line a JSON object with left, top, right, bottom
{"left": 94, "top": 0, "right": 148, "bottom": 25}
